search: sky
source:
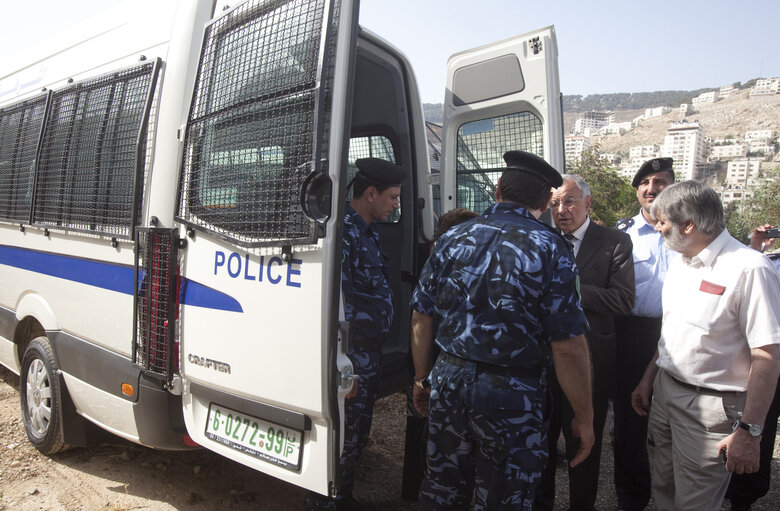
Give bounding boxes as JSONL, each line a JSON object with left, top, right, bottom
{"left": 2, "top": 0, "right": 778, "bottom": 103}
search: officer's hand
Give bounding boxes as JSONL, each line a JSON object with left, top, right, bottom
{"left": 569, "top": 416, "right": 594, "bottom": 467}
{"left": 412, "top": 386, "right": 430, "bottom": 417}
{"left": 631, "top": 378, "right": 653, "bottom": 417}
{"left": 346, "top": 379, "right": 359, "bottom": 399}
{"left": 717, "top": 431, "right": 761, "bottom": 474}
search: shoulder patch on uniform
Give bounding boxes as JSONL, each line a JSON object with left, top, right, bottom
{"left": 616, "top": 217, "right": 634, "bottom": 232}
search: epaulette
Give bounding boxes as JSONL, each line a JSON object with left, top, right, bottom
{"left": 616, "top": 217, "right": 634, "bottom": 232}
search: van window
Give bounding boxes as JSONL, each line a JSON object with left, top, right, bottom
{"left": 33, "top": 63, "right": 155, "bottom": 238}
{"left": 0, "top": 95, "right": 46, "bottom": 223}
{"left": 346, "top": 135, "right": 400, "bottom": 223}
{"left": 179, "top": 0, "right": 334, "bottom": 247}
{"left": 456, "top": 111, "right": 543, "bottom": 212}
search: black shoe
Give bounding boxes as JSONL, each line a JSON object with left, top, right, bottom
{"left": 335, "top": 496, "right": 377, "bottom": 511}
{"left": 730, "top": 501, "right": 752, "bottom": 511}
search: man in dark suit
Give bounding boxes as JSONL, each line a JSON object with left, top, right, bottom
{"left": 536, "top": 174, "right": 635, "bottom": 511}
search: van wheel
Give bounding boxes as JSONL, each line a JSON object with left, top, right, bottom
{"left": 20, "top": 336, "right": 69, "bottom": 454}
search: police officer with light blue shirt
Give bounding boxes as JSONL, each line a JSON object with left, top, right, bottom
{"left": 305, "top": 157, "right": 406, "bottom": 511}
{"left": 411, "top": 151, "right": 594, "bottom": 510}
{"left": 613, "top": 157, "right": 677, "bottom": 511}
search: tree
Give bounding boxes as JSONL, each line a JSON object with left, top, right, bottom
{"left": 566, "top": 147, "right": 637, "bottom": 227}
{"left": 724, "top": 167, "right": 780, "bottom": 244}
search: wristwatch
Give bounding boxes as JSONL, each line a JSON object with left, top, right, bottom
{"left": 414, "top": 377, "right": 431, "bottom": 390}
{"left": 733, "top": 420, "right": 762, "bottom": 437}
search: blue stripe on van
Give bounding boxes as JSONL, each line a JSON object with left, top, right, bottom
{"left": 0, "top": 245, "right": 243, "bottom": 313}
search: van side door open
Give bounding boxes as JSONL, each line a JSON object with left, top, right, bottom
{"left": 176, "top": 0, "right": 359, "bottom": 496}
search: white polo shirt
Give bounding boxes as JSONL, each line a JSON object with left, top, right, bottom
{"left": 657, "top": 229, "right": 780, "bottom": 391}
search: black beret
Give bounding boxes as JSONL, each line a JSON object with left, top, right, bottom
{"left": 355, "top": 158, "right": 407, "bottom": 186}
{"left": 502, "top": 150, "right": 562, "bottom": 188}
{"left": 632, "top": 157, "right": 674, "bottom": 187}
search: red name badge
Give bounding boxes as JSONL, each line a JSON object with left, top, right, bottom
{"left": 699, "top": 280, "right": 726, "bottom": 295}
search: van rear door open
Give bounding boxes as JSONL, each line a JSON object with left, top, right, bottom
{"left": 440, "top": 26, "right": 564, "bottom": 214}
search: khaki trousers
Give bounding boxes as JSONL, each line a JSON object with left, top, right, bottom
{"left": 648, "top": 369, "right": 745, "bottom": 511}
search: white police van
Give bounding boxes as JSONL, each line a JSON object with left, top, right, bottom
{"left": 0, "top": 0, "right": 562, "bottom": 497}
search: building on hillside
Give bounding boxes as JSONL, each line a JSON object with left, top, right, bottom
{"left": 725, "top": 159, "right": 762, "bottom": 187}
{"left": 749, "top": 143, "right": 777, "bottom": 159}
{"left": 644, "top": 106, "right": 671, "bottom": 119}
{"left": 574, "top": 111, "right": 613, "bottom": 135}
{"left": 692, "top": 91, "right": 719, "bottom": 106}
{"left": 679, "top": 103, "right": 693, "bottom": 117}
{"left": 629, "top": 145, "right": 661, "bottom": 160}
{"left": 750, "top": 78, "right": 780, "bottom": 96}
{"left": 599, "top": 153, "right": 621, "bottom": 164}
{"left": 717, "top": 186, "right": 755, "bottom": 208}
{"left": 617, "top": 163, "right": 640, "bottom": 181}
{"left": 710, "top": 143, "right": 748, "bottom": 160}
{"left": 599, "top": 122, "right": 632, "bottom": 136}
{"left": 662, "top": 120, "right": 709, "bottom": 180}
{"left": 745, "top": 129, "right": 775, "bottom": 143}
{"left": 565, "top": 135, "right": 591, "bottom": 164}
{"left": 719, "top": 85, "right": 738, "bottom": 98}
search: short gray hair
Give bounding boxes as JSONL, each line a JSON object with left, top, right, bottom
{"left": 650, "top": 181, "right": 725, "bottom": 237}
{"left": 560, "top": 174, "right": 591, "bottom": 198}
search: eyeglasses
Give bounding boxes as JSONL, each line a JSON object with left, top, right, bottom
{"left": 550, "top": 197, "right": 581, "bottom": 209}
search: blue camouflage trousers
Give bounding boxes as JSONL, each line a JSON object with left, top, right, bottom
{"left": 419, "top": 357, "right": 548, "bottom": 510}
{"left": 304, "top": 349, "right": 383, "bottom": 510}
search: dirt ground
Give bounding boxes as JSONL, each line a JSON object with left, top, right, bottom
{"left": 1, "top": 365, "right": 778, "bottom": 510}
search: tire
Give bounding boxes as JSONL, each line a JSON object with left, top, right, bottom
{"left": 20, "top": 336, "right": 69, "bottom": 454}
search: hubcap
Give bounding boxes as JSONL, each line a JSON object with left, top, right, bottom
{"left": 25, "top": 358, "right": 53, "bottom": 438}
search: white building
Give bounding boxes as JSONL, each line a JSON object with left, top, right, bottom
{"left": 565, "top": 135, "right": 591, "bottom": 164}
{"left": 599, "top": 121, "right": 633, "bottom": 136}
{"left": 710, "top": 143, "right": 747, "bottom": 160}
{"left": 745, "top": 129, "right": 775, "bottom": 142}
{"left": 629, "top": 145, "right": 661, "bottom": 160}
{"left": 718, "top": 187, "right": 755, "bottom": 208}
{"left": 750, "top": 78, "right": 780, "bottom": 96}
{"left": 662, "top": 120, "right": 709, "bottom": 180}
{"left": 719, "top": 85, "right": 738, "bottom": 98}
{"left": 644, "top": 106, "right": 671, "bottom": 119}
{"left": 692, "top": 91, "right": 719, "bottom": 106}
{"left": 679, "top": 103, "right": 692, "bottom": 117}
{"left": 600, "top": 153, "right": 621, "bottom": 164}
{"left": 574, "top": 111, "right": 614, "bottom": 135}
{"left": 725, "top": 159, "right": 762, "bottom": 187}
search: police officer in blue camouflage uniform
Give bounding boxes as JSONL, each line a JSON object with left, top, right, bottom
{"left": 305, "top": 158, "right": 407, "bottom": 511}
{"left": 411, "top": 151, "right": 595, "bottom": 510}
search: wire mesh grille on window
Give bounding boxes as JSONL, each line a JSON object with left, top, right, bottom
{"left": 179, "top": 0, "right": 332, "bottom": 246}
{"left": 0, "top": 95, "right": 46, "bottom": 223}
{"left": 455, "top": 111, "right": 544, "bottom": 212}
{"left": 135, "top": 229, "right": 176, "bottom": 376}
{"left": 33, "top": 63, "right": 154, "bottom": 237}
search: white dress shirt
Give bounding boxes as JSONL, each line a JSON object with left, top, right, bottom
{"left": 656, "top": 229, "right": 780, "bottom": 391}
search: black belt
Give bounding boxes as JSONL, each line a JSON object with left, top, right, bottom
{"left": 667, "top": 371, "right": 727, "bottom": 394}
{"left": 351, "top": 337, "right": 383, "bottom": 352}
{"left": 440, "top": 352, "right": 542, "bottom": 379}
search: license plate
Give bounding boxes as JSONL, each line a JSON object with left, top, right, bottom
{"left": 205, "top": 403, "right": 302, "bottom": 471}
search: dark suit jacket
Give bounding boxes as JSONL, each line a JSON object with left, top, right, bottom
{"left": 575, "top": 220, "right": 635, "bottom": 393}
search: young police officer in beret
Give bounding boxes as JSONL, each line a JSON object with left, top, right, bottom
{"left": 411, "top": 150, "right": 594, "bottom": 509}
{"left": 306, "top": 158, "right": 406, "bottom": 511}
{"left": 612, "top": 157, "right": 677, "bottom": 511}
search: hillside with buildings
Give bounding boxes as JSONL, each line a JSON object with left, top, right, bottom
{"left": 564, "top": 79, "right": 780, "bottom": 209}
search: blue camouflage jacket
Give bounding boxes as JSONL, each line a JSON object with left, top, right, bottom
{"left": 411, "top": 202, "right": 588, "bottom": 369}
{"left": 342, "top": 204, "right": 394, "bottom": 343}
